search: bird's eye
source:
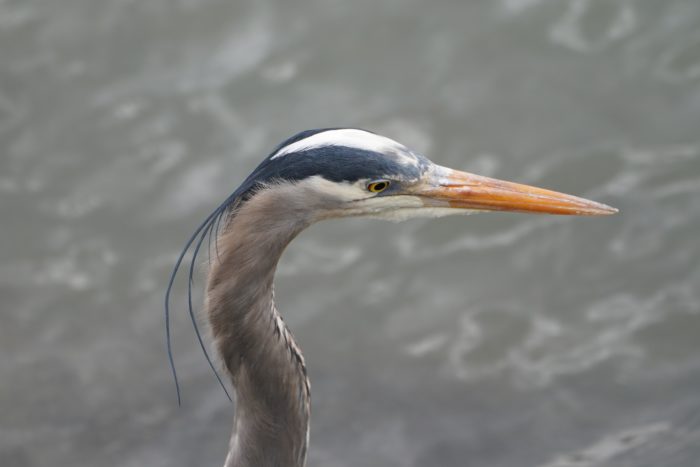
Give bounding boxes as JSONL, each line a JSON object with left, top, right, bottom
{"left": 367, "top": 180, "right": 390, "bottom": 193}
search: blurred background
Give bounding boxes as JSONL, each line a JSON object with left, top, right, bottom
{"left": 2, "top": 0, "right": 700, "bottom": 466}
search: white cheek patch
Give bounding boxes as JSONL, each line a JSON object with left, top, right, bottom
{"left": 302, "top": 175, "right": 369, "bottom": 201}
{"left": 271, "top": 129, "right": 407, "bottom": 160}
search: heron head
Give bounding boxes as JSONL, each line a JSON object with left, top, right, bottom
{"left": 164, "top": 128, "right": 617, "bottom": 405}
{"left": 235, "top": 128, "right": 616, "bottom": 222}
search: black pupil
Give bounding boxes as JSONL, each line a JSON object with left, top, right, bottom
{"left": 373, "top": 182, "right": 387, "bottom": 191}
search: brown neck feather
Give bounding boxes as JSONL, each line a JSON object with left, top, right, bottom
{"left": 205, "top": 186, "right": 315, "bottom": 467}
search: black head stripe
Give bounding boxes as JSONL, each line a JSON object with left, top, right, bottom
{"left": 269, "top": 147, "right": 419, "bottom": 183}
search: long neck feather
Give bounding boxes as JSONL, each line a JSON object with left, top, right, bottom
{"left": 206, "top": 187, "right": 314, "bottom": 467}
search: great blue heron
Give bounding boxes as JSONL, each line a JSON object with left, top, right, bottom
{"left": 165, "top": 128, "right": 617, "bottom": 467}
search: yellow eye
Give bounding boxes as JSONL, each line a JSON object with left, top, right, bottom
{"left": 367, "top": 180, "right": 390, "bottom": 193}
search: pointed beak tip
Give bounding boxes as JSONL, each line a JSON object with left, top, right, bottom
{"left": 585, "top": 202, "right": 619, "bottom": 216}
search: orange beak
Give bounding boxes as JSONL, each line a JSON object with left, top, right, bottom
{"left": 418, "top": 166, "right": 617, "bottom": 216}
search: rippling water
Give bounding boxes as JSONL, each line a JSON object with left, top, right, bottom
{"left": 2, "top": 1, "right": 700, "bottom": 466}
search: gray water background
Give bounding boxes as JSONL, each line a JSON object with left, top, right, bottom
{"left": 2, "top": 0, "right": 700, "bottom": 466}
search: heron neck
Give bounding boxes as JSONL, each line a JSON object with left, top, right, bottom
{"left": 206, "top": 193, "right": 312, "bottom": 467}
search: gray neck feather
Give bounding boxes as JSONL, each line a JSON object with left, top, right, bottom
{"left": 206, "top": 184, "right": 322, "bottom": 467}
